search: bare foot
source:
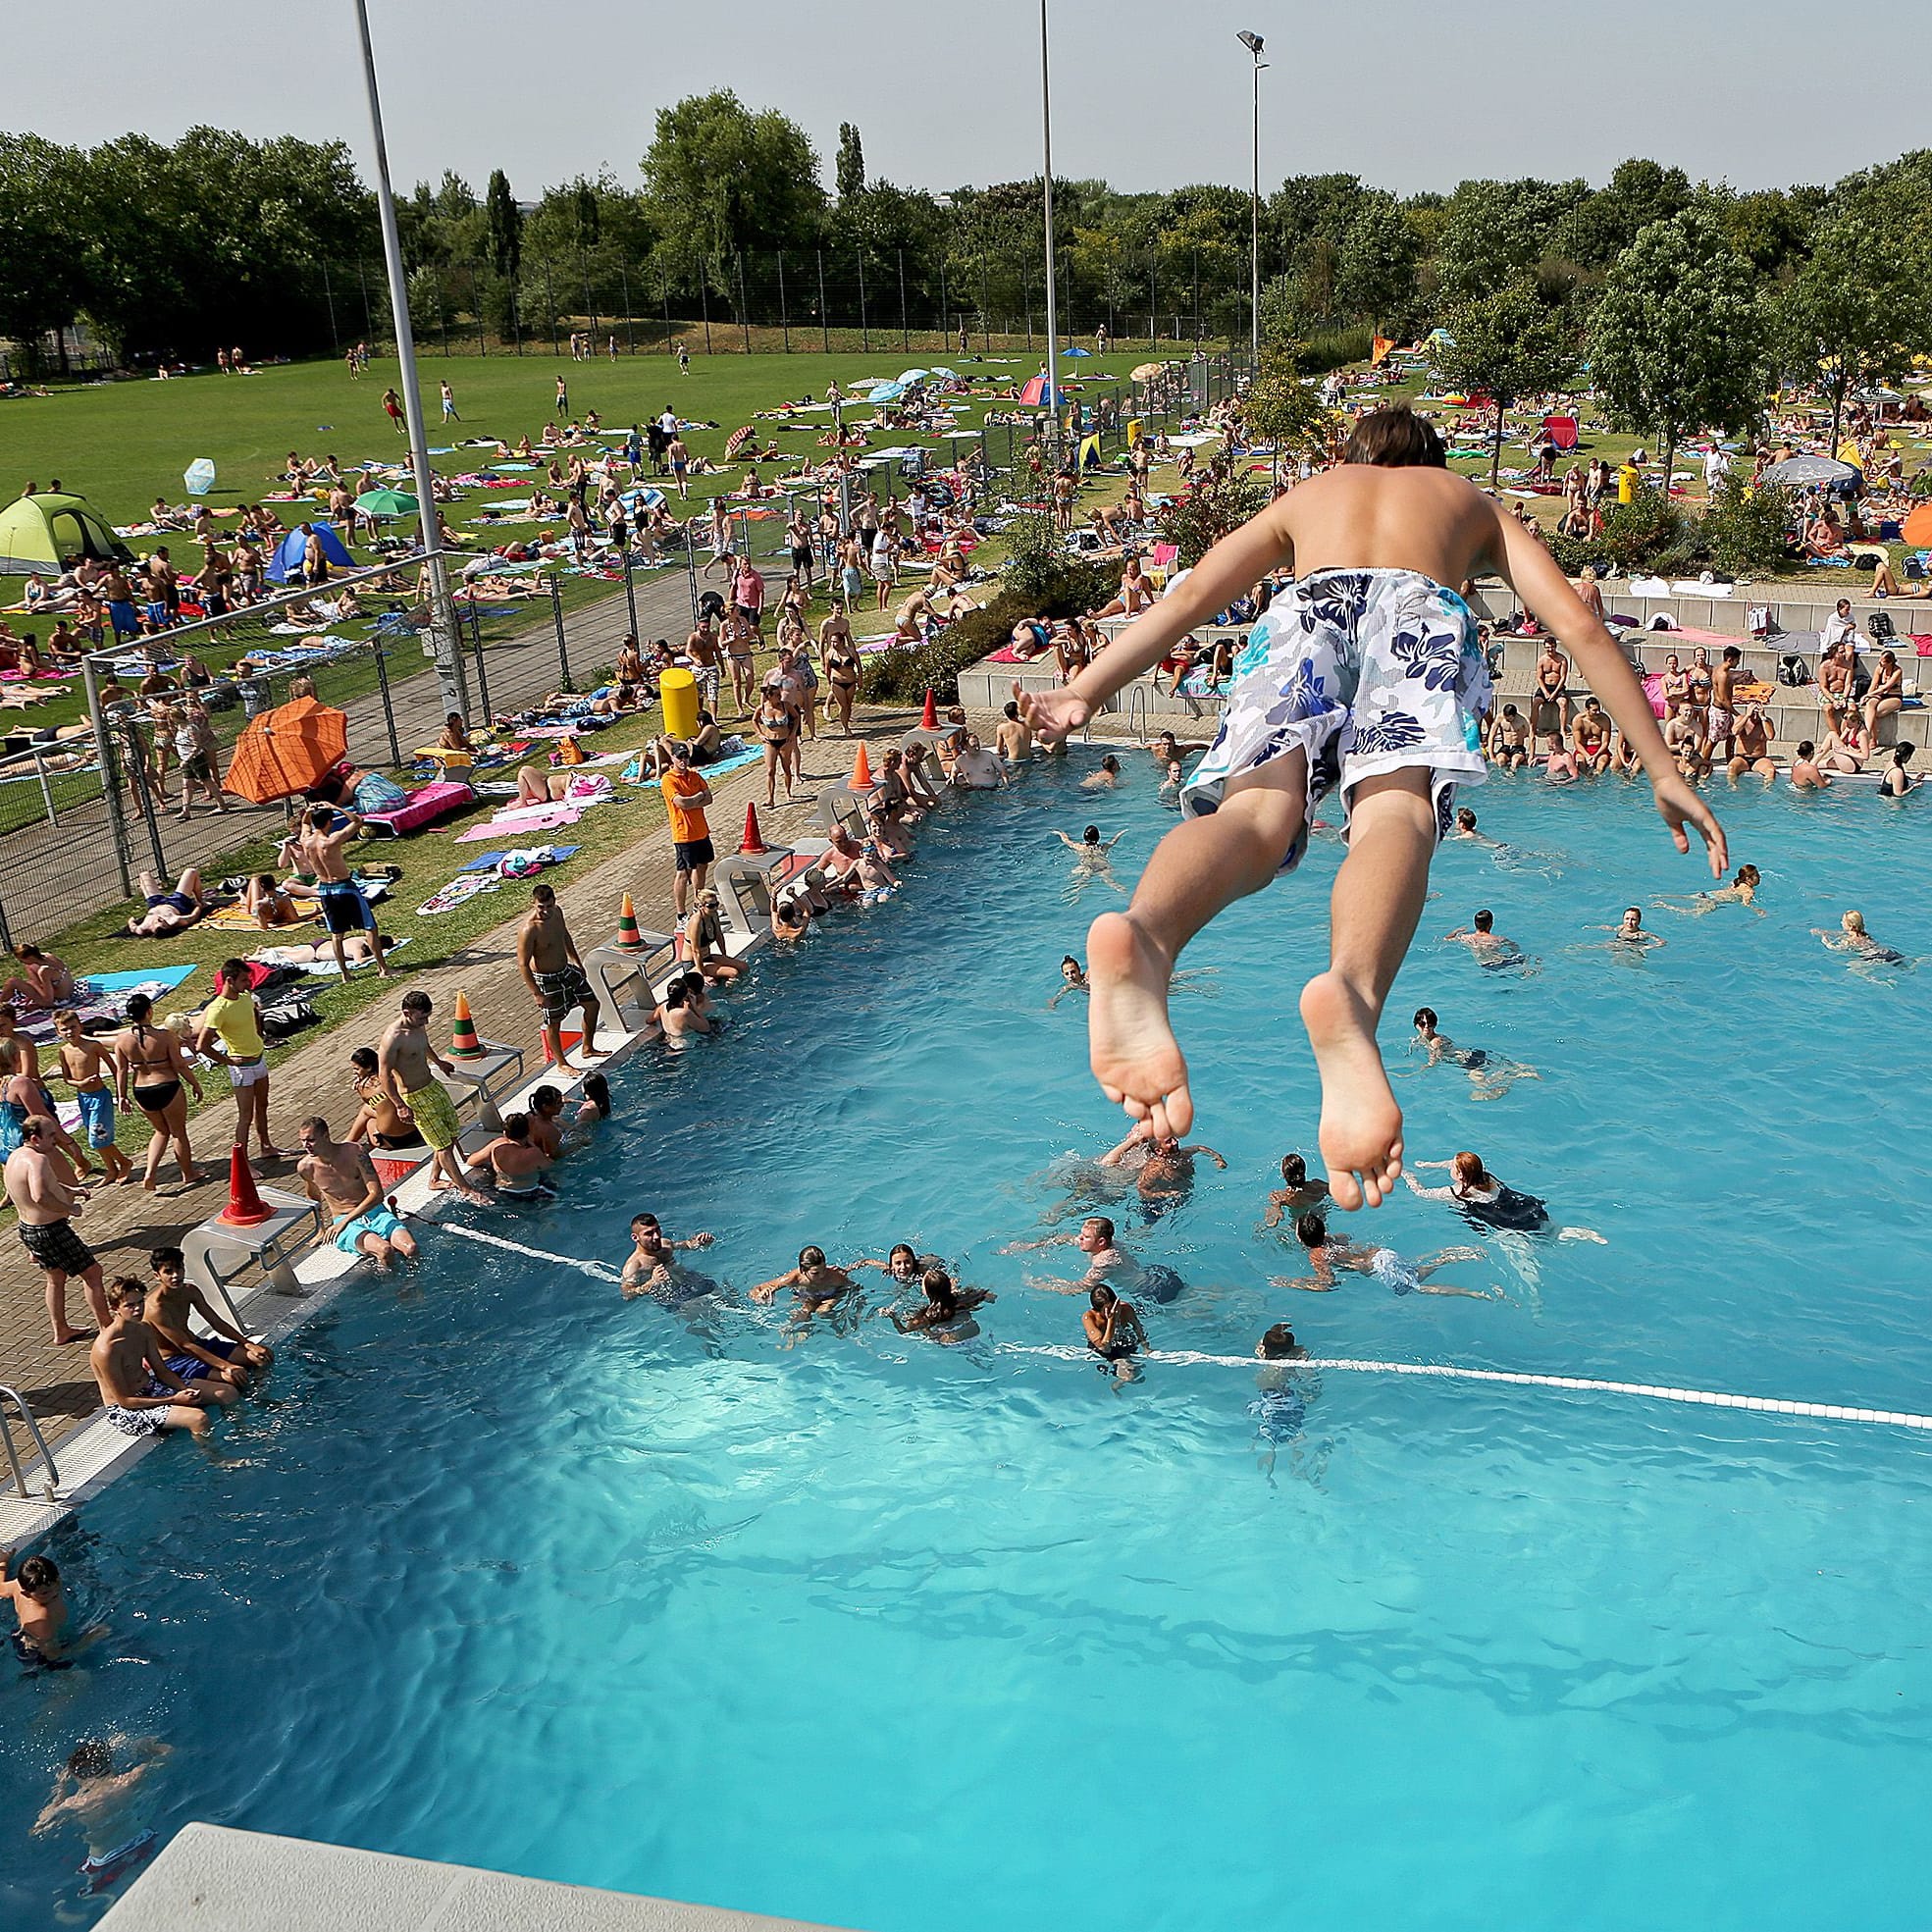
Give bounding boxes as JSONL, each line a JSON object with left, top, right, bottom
{"left": 52, "top": 1328, "right": 95, "bottom": 1346}
{"left": 1086, "top": 911, "right": 1191, "bottom": 1138}
{"left": 1299, "top": 970, "right": 1403, "bottom": 1210}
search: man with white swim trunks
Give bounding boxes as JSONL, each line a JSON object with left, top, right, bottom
{"left": 1016, "top": 403, "right": 1723, "bottom": 1212}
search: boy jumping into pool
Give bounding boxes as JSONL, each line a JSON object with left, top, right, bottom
{"left": 1016, "top": 404, "right": 1725, "bottom": 1210}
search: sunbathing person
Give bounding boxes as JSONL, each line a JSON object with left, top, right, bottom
{"left": 515, "top": 763, "right": 579, "bottom": 805}
{"left": 1, "top": 945, "right": 78, "bottom": 1009}
{"left": 244, "top": 874, "right": 305, "bottom": 929}
{"left": 1868, "top": 555, "right": 1932, "bottom": 600}
{"left": 123, "top": 867, "right": 209, "bottom": 937}
{"left": 345, "top": 1045, "right": 421, "bottom": 1149}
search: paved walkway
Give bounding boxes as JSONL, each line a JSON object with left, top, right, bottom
{"left": 0, "top": 699, "right": 986, "bottom": 1469}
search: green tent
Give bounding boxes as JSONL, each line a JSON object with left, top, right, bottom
{"left": 0, "top": 492, "right": 135, "bottom": 577}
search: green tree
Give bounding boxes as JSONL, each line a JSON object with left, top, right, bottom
{"left": 1551, "top": 158, "right": 1692, "bottom": 270}
{"left": 1438, "top": 280, "right": 1578, "bottom": 485}
{"left": 1243, "top": 351, "right": 1334, "bottom": 483}
{"left": 1775, "top": 184, "right": 1932, "bottom": 450}
{"left": 1333, "top": 197, "right": 1420, "bottom": 330}
{"left": 0, "top": 135, "right": 91, "bottom": 372}
{"left": 1590, "top": 207, "right": 1768, "bottom": 496}
{"left": 836, "top": 123, "right": 864, "bottom": 201}
{"left": 1435, "top": 178, "right": 1587, "bottom": 303}
{"left": 640, "top": 91, "right": 824, "bottom": 289}
{"left": 485, "top": 169, "right": 522, "bottom": 280}
{"left": 1160, "top": 471, "right": 1273, "bottom": 567}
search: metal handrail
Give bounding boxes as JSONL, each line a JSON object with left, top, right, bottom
{"left": 1125, "top": 681, "right": 1152, "bottom": 744}
{"left": 0, "top": 1384, "right": 60, "bottom": 1503}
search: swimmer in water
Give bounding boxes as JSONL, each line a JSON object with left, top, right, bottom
{"left": 1272, "top": 1211, "right": 1494, "bottom": 1297}
{"left": 1250, "top": 1323, "right": 1317, "bottom": 1481}
{"left": 1261, "top": 1152, "right": 1330, "bottom": 1226}
{"left": 1056, "top": 825, "right": 1127, "bottom": 900}
{"left": 1881, "top": 744, "right": 1917, "bottom": 798}
{"left": 1590, "top": 906, "right": 1666, "bottom": 951}
{"left": 1654, "top": 864, "right": 1762, "bottom": 917}
{"left": 1409, "top": 1007, "right": 1540, "bottom": 1100}
{"left": 751, "top": 1245, "right": 860, "bottom": 1315}
{"left": 889, "top": 1267, "right": 994, "bottom": 1342}
{"left": 1449, "top": 806, "right": 1503, "bottom": 849}
{"left": 2, "top": 1548, "right": 93, "bottom": 1669}
{"left": 1405, "top": 1151, "right": 1604, "bottom": 1241}
{"left": 1442, "top": 909, "right": 1527, "bottom": 969}
{"left": 1083, "top": 1282, "right": 1146, "bottom": 1377}
{"left": 619, "top": 1212, "right": 717, "bottom": 1302}
{"left": 1129, "top": 1129, "right": 1227, "bottom": 1220}
{"left": 1813, "top": 910, "right": 1910, "bottom": 973}
{"left": 33, "top": 1735, "right": 170, "bottom": 1871}
{"left": 1048, "top": 955, "right": 1090, "bottom": 1007}
{"left": 1080, "top": 754, "right": 1123, "bottom": 791}
{"left": 1005, "top": 1214, "right": 1185, "bottom": 1302}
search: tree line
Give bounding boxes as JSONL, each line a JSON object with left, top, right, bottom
{"left": 4, "top": 98, "right": 1930, "bottom": 468}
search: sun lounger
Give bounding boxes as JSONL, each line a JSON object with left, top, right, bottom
{"left": 360, "top": 778, "right": 476, "bottom": 837}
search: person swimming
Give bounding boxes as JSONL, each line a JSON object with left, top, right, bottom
{"left": 1055, "top": 825, "right": 1127, "bottom": 901}
{"left": 1404, "top": 1152, "right": 1603, "bottom": 1241}
{"left": 1048, "top": 955, "right": 1090, "bottom": 1007}
{"left": 1813, "top": 910, "right": 1909, "bottom": 971}
{"left": 1409, "top": 1007, "right": 1540, "bottom": 1100}
{"left": 1262, "top": 1152, "right": 1331, "bottom": 1227}
{"left": 889, "top": 1268, "right": 994, "bottom": 1342}
{"left": 1441, "top": 909, "right": 1535, "bottom": 972}
{"left": 1653, "top": 864, "right": 1762, "bottom": 917}
{"left": 1275, "top": 1212, "right": 1492, "bottom": 1297}
{"left": 1083, "top": 1282, "right": 1145, "bottom": 1375}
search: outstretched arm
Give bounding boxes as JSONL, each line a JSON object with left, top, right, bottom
{"left": 1017, "top": 497, "right": 1295, "bottom": 739}
{"left": 1490, "top": 510, "right": 1726, "bottom": 876}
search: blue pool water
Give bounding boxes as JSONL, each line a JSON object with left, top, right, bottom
{"left": 5, "top": 757, "right": 1932, "bottom": 1928}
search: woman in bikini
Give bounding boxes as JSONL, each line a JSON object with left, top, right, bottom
{"left": 755, "top": 689, "right": 797, "bottom": 809}
{"left": 1863, "top": 649, "right": 1906, "bottom": 742}
{"left": 1659, "top": 653, "right": 1691, "bottom": 714}
{"left": 821, "top": 629, "right": 862, "bottom": 736}
{"left": 112, "top": 994, "right": 201, "bottom": 1190}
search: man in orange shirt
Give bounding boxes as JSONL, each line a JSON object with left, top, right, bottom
{"left": 661, "top": 741, "right": 715, "bottom": 920}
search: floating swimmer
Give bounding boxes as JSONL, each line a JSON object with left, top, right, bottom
{"left": 33, "top": 1736, "right": 169, "bottom": 1894}
{"left": 1003, "top": 1215, "right": 1186, "bottom": 1303}
{"left": 889, "top": 1269, "right": 994, "bottom": 1343}
{"left": 1273, "top": 1212, "right": 1496, "bottom": 1298}
{"left": 1584, "top": 907, "right": 1666, "bottom": 954}
{"left": 1404, "top": 1152, "right": 1604, "bottom": 1242}
{"left": 1048, "top": 955, "right": 1089, "bottom": 1007}
{"left": 1813, "top": 910, "right": 1913, "bottom": 974}
{"left": 1654, "top": 864, "right": 1762, "bottom": 917}
{"left": 1055, "top": 825, "right": 1127, "bottom": 901}
{"left": 620, "top": 1212, "right": 717, "bottom": 1302}
{"left": 1261, "top": 1152, "right": 1331, "bottom": 1227}
{"left": 1409, "top": 1008, "right": 1540, "bottom": 1100}
{"left": 1443, "top": 910, "right": 1540, "bottom": 975}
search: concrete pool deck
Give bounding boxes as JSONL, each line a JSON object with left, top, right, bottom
{"left": 100, "top": 1823, "right": 852, "bottom": 1932}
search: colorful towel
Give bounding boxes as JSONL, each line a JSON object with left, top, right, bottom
{"left": 457, "top": 844, "right": 580, "bottom": 873}
{"left": 455, "top": 803, "right": 585, "bottom": 842}
{"left": 416, "top": 872, "right": 503, "bottom": 915}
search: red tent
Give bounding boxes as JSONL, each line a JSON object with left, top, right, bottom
{"left": 1019, "top": 376, "right": 1065, "bottom": 407}
{"left": 1542, "top": 415, "right": 1579, "bottom": 450}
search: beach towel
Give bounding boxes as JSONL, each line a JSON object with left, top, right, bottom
{"left": 456, "top": 803, "right": 585, "bottom": 842}
{"left": 415, "top": 871, "right": 503, "bottom": 916}
{"left": 456, "top": 844, "right": 579, "bottom": 874}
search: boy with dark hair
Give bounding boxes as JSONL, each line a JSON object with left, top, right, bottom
{"left": 1018, "top": 404, "right": 1725, "bottom": 1209}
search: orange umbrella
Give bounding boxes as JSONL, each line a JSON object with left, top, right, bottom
{"left": 223, "top": 696, "right": 348, "bottom": 804}
{"left": 1902, "top": 502, "right": 1932, "bottom": 547}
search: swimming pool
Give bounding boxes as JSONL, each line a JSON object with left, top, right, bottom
{"left": 5, "top": 757, "right": 1931, "bottom": 1928}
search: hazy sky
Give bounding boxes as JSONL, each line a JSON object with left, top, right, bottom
{"left": 1, "top": 1, "right": 1911, "bottom": 202}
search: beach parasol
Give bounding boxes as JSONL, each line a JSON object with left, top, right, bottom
{"left": 1902, "top": 502, "right": 1932, "bottom": 547}
{"left": 222, "top": 696, "right": 348, "bottom": 805}
{"left": 1130, "top": 362, "right": 1166, "bottom": 382}
{"left": 1761, "top": 455, "right": 1862, "bottom": 491}
{"left": 1060, "top": 344, "right": 1092, "bottom": 357}
{"left": 724, "top": 426, "right": 757, "bottom": 460}
{"left": 354, "top": 487, "right": 418, "bottom": 517}
{"left": 865, "top": 381, "right": 909, "bottom": 404}
{"left": 183, "top": 458, "right": 217, "bottom": 496}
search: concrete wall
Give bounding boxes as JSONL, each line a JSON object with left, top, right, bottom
{"left": 101, "top": 1824, "right": 854, "bottom": 1932}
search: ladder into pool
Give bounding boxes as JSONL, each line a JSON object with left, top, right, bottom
{"left": 0, "top": 1384, "right": 60, "bottom": 1504}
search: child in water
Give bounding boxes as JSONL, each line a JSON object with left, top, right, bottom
{"left": 1017, "top": 404, "right": 1724, "bottom": 1209}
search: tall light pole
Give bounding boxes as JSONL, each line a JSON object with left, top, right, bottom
{"left": 1039, "top": 0, "right": 1060, "bottom": 459}
{"left": 352, "top": 0, "right": 469, "bottom": 720}
{"left": 1238, "top": 30, "right": 1267, "bottom": 366}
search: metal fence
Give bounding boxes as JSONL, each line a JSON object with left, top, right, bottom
{"left": 0, "top": 560, "right": 620, "bottom": 949}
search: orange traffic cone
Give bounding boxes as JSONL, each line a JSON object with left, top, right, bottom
{"left": 741, "top": 802, "right": 768, "bottom": 855}
{"left": 449, "top": 990, "right": 484, "bottom": 1059}
{"left": 216, "top": 1144, "right": 273, "bottom": 1227}
{"left": 920, "top": 689, "right": 938, "bottom": 729}
{"left": 850, "top": 742, "right": 875, "bottom": 790}
{"left": 615, "top": 891, "right": 644, "bottom": 951}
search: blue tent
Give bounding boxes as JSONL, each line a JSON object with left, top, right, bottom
{"left": 266, "top": 521, "right": 355, "bottom": 585}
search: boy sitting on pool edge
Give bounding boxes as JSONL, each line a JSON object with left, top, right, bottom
{"left": 1017, "top": 404, "right": 1724, "bottom": 1210}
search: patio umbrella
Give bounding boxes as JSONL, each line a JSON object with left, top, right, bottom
{"left": 865, "top": 381, "right": 908, "bottom": 403}
{"left": 724, "top": 426, "right": 757, "bottom": 459}
{"left": 1060, "top": 344, "right": 1092, "bottom": 357}
{"left": 1130, "top": 362, "right": 1166, "bottom": 382}
{"left": 1902, "top": 502, "right": 1932, "bottom": 547}
{"left": 1761, "top": 455, "right": 1862, "bottom": 490}
{"left": 183, "top": 458, "right": 217, "bottom": 496}
{"left": 898, "top": 369, "right": 930, "bottom": 383}
{"left": 354, "top": 487, "right": 418, "bottom": 517}
{"left": 223, "top": 696, "right": 348, "bottom": 805}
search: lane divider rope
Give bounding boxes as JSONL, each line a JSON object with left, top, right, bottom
{"left": 412, "top": 1217, "right": 623, "bottom": 1284}
{"left": 1004, "top": 1345, "right": 1932, "bottom": 1433}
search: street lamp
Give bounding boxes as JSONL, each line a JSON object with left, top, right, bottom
{"left": 1039, "top": 0, "right": 1061, "bottom": 458}
{"left": 1238, "top": 30, "right": 1267, "bottom": 366}
{"left": 351, "top": 0, "right": 468, "bottom": 720}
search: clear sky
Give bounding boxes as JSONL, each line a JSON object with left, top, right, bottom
{"left": 1, "top": 0, "right": 1912, "bottom": 202}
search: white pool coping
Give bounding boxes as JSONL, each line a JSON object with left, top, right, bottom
{"left": 100, "top": 1822, "right": 854, "bottom": 1931}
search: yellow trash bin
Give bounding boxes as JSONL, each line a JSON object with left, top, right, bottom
{"left": 659, "top": 666, "right": 699, "bottom": 740}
